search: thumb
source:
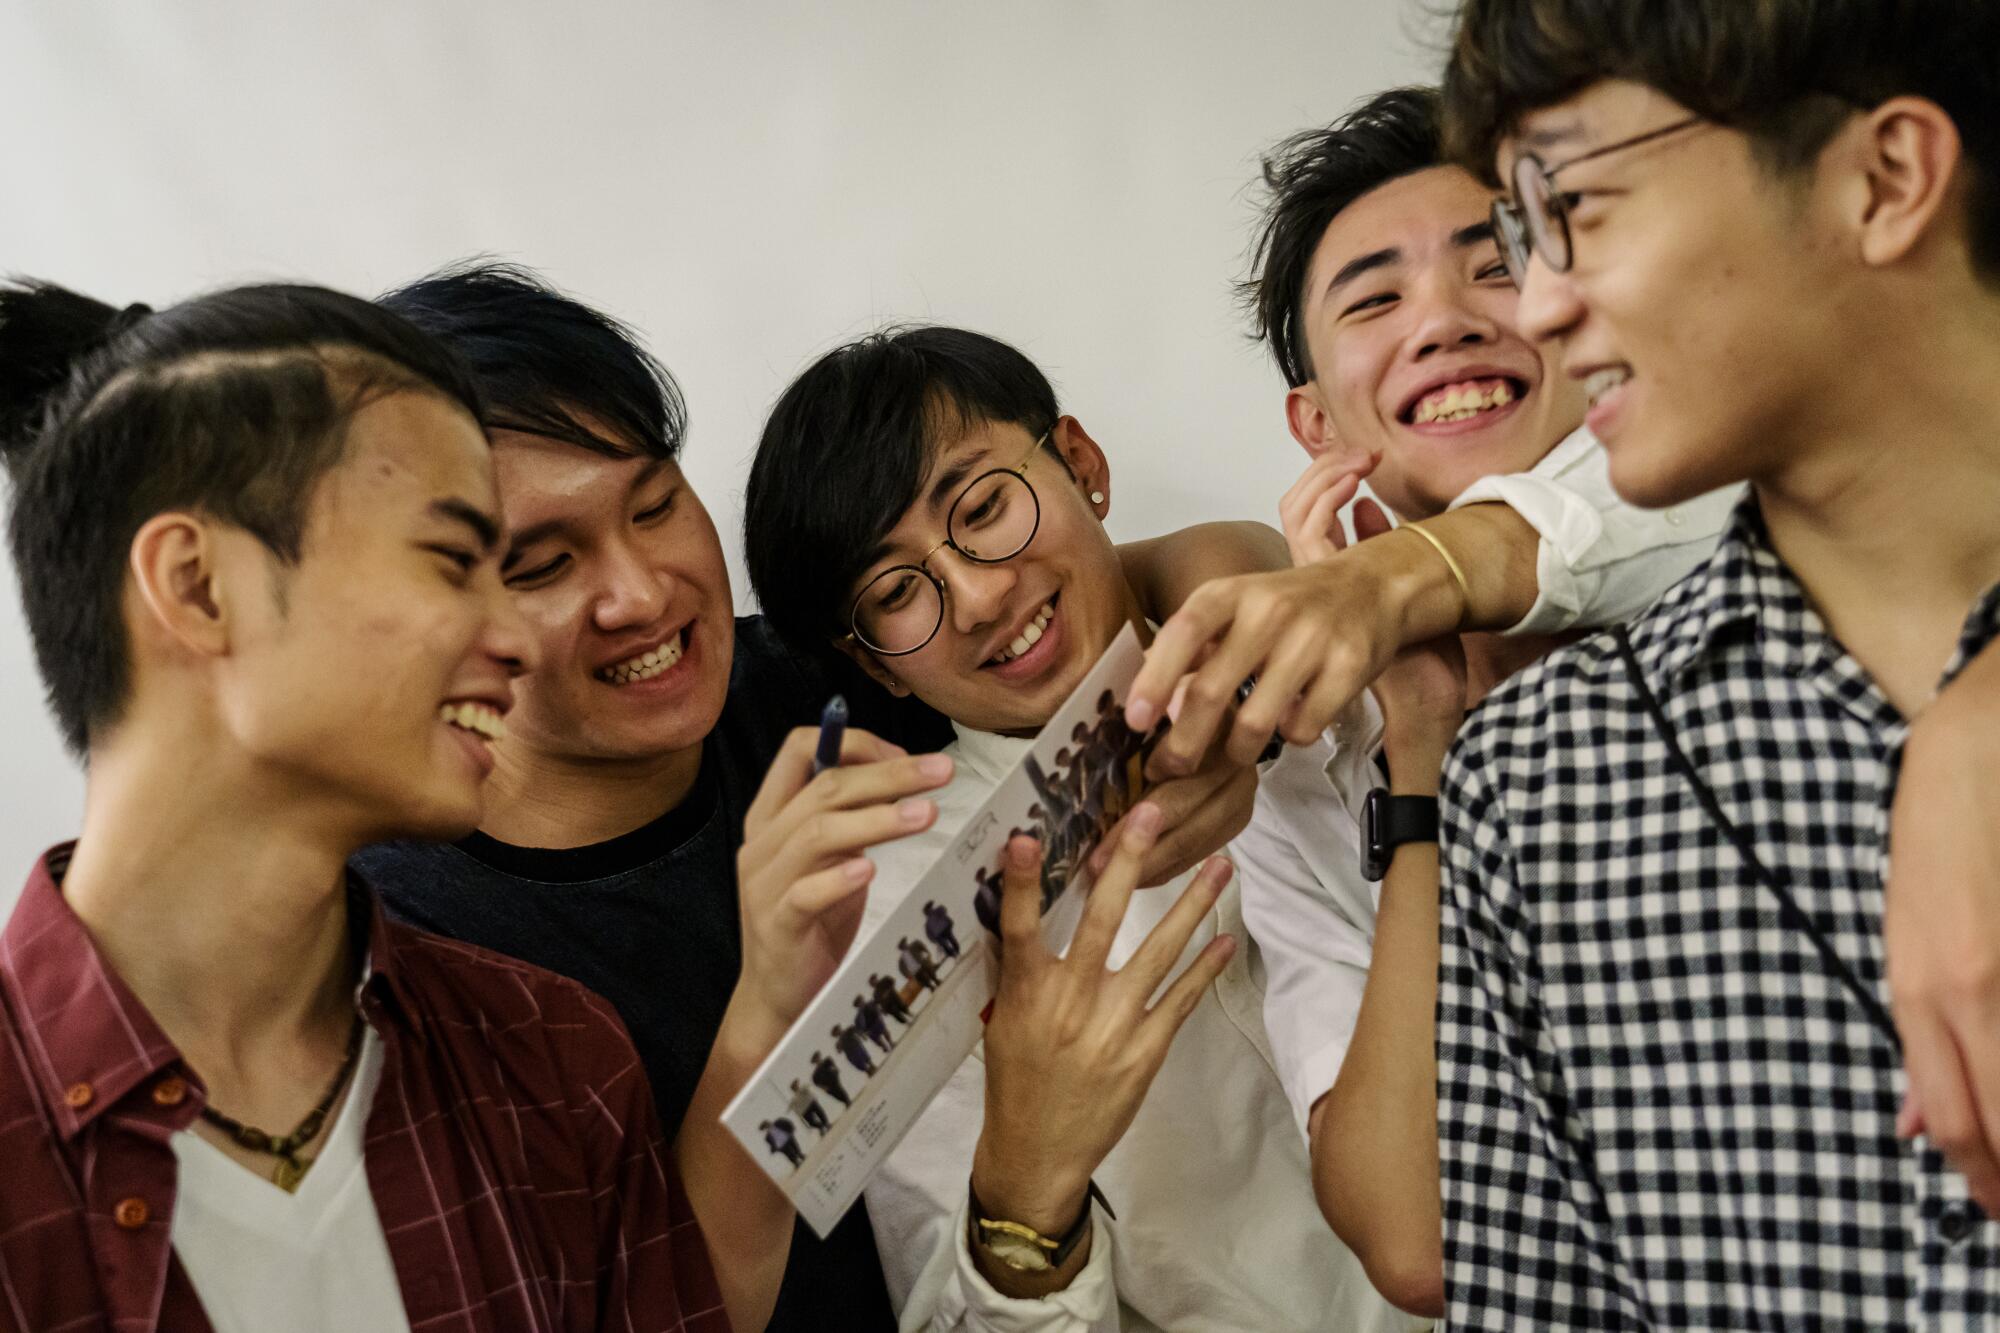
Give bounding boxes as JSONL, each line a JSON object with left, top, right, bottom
{"left": 1354, "top": 497, "right": 1394, "bottom": 542}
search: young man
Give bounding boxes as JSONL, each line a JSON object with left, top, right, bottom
{"left": 351, "top": 264, "right": 1263, "bottom": 1329}
{"left": 1432, "top": 1, "right": 2000, "bottom": 1324}
{"left": 0, "top": 280, "right": 723, "bottom": 1331}
{"left": 1198, "top": 84, "right": 1736, "bottom": 1314}
{"left": 1127, "top": 84, "right": 1738, "bottom": 774}
{"left": 744, "top": 325, "right": 1420, "bottom": 1332}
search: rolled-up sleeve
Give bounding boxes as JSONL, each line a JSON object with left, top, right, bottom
{"left": 1448, "top": 428, "right": 1741, "bottom": 637}
{"left": 895, "top": 1195, "right": 1120, "bottom": 1333}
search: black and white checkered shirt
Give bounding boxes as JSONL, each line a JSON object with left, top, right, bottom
{"left": 1438, "top": 497, "right": 2000, "bottom": 1330}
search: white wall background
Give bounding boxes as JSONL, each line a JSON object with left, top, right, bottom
{"left": 0, "top": 1, "right": 1438, "bottom": 901}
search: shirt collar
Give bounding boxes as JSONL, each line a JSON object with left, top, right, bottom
{"left": 344, "top": 866, "right": 427, "bottom": 1047}
{"left": 1656, "top": 493, "right": 1826, "bottom": 686}
{"left": 947, "top": 720, "right": 1032, "bottom": 787}
{"left": 0, "top": 844, "right": 183, "bottom": 1139}
{"left": 1654, "top": 492, "right": 2000, "bottom": 724}
{"left": 0, "top": 847, "right": 426, "bottom": 1139}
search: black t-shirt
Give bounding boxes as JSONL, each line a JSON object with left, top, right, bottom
{"left": 352, "top": 616, "right": 949, "bottom": 1333}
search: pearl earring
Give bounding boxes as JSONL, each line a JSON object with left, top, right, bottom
{"left": 1090, "top": 491, "right": 1105, "bottom": 504}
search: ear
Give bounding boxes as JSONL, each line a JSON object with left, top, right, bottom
{"left": 128, "top": 512, "right": 232, "bottom": 660}
{"left": 1285, "top": 385, "right": 1339, "bottom": 460}
{"left": 834, "top": 636, "right": 913, "bottom": 698}
{"left": 1848, "top": 96, "right": 1965, "bottom": 270}
{"left": 1050, "top": 416, "right": 1111, "bottom": 519}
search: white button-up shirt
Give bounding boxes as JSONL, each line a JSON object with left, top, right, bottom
{"left": 1452, "top": 425, "right": 1743, "bottom": 637}
{"left": 1249, "top": 427, "right": 1740, "bottom": 1138}
{"left": 860, "top": 724, "right": 1422, "bottom": 1333}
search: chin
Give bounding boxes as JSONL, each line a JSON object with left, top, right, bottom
{"left": 1604, "top": 436, "right": 1733, "bottom": 510}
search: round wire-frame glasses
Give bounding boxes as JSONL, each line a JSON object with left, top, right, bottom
{"left": 847, "top": 430, "right": 1052, "bottom": 657}
{"left": 1490, "top": 115, "right": 1705, "bottom": 288}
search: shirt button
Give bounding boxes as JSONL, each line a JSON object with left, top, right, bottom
{"left": 151, "top": 1076, "right": 188, "bottom": 1107}
{"left": 64, "top": 1082, "right": 93, "bottom": 1109}
{"left": 1664, "top": 507, "right": 1685, "bottom": 526}
{"left": 113, "top": 1198, "right": 149, "bottom": 1230}
{"left": 1938, "top": 1205, "right": 1977, "bottom": 1244}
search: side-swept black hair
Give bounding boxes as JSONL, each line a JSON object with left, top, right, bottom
{"left": 380, "top": 260, "right": 686, "bottom": 460}
{"left": 0, "top": 278, "right": 482, "bottom": 755}
{"left": 743, "top": 325, "right": 1059, "bottom": 649}
{"left": 1241, "top": 88, "right": 1445, "bottom": 388}
{"left": 1442, "top": 0, "right": 2000, "bottom": 278}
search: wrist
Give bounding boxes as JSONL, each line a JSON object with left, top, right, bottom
{"left": 717, "top": 985, "right": 794, "bottom": 1069}
{"left": 1380, "top": 725, "right": 1454, "bottom": 792}
{"left": 1374, "top": 528, "right": 1467, "bottom": 643}
{"left": 971, "top": 1142, "right": 1091, "bottom": 1237}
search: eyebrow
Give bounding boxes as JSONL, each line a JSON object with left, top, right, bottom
{"left": 499, "top": 459, "right": 674, "bottom": 571}
{"left": 429, "top": 498, "right": 500, "bottom": 555}
{"left": 1327, "top": 246, "right": 1402, "bottom": 296}
{"left": 1452, "top": 221, "right": 1496, "bottom": 249}
{"left": 923, "top": 447, "right": 993, "bottom": 515}
{"left": 1519, "top": 121, "right": 1586, "bottom": 150}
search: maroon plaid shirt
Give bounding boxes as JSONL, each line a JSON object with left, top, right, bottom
{"left": 0, "top": 845, "right": 729, "bottom": 1333}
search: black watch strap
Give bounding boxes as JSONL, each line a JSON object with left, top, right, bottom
{"left": 1362, "top": 788, "right": 1439, "bottom": 881}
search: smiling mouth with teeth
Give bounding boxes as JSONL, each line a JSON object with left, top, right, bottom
{"left": 599, "top": 627, "right": 689, "bottom": 685}
{"left": 439, "top": 701, "right": 506, "bottom": 742}
{"left": 1584, "top": 367, "right": 1631, "bottom": 406}
{"left": 1407, "top": 377, "right": 1522, "bottom": 425}
{"left": 989, "top": 596, "right": 1057, "bottom": 666}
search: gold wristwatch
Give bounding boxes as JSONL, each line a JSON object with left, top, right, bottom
{"left": 967, "top": 1179, "right": 1114, "bottom": 1272}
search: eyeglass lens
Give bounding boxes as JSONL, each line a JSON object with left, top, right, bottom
{"left": 851, "top": 470, "right": 1039, "bottom": 653}
{"left": 1512, "top": 153, "right": 1569, "bottom": 278}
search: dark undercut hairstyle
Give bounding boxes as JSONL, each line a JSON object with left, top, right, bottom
{"left": 1442, "top": 0, "right": 2000, "bottom": 278}
{"left": 0, "top": 279, "right": 482, "bottom": 756}
{"left": 743, "top": 325, "right": 1059, "bottom": 649}
{"left": 1242, "top": 88, "right": 1446, "bottom": 388}
{"left": 380, "top": 260, "right": 686, "bottom": 460}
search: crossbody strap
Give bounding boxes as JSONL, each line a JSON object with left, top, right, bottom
{"left": 1612, "top": 626, "right": 1901, "bottom": 1052}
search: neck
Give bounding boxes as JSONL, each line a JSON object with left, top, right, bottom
{"left": 60, "top": 725, "right": 359, "bottom": 1066}
{"left": 1757, "top": 306, "right": 2000, "bottom": 717}
{"left": 477, "top": 737, "right": 703, "bottom": 848}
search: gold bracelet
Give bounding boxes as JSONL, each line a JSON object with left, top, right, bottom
{"left": 1402, "top": 520, "right": 1473, "bottom": 609}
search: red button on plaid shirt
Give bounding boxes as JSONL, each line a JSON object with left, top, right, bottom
{"left": 0, "top": 845, "right": 730, "bottom": 1333}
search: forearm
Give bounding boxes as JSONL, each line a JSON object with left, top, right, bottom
{"left": 1119, "top": 521, "right": 1289, "bottom": 623}
{"left": 675, "top": 994, "right": 795, "bottom": 1333}
{"left": 1309, "top": 752, "right": 1445, "bottom": 1316}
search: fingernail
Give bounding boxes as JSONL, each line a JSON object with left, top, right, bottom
{"left": 899, "top": 799, "right": 933, "bottom": 826}
{"left": 1126, "top": 701, "right": 1155, "bottom": 730}
{"left": 1008, "top": 836, "right": 1039, "bottom": 867}
{"left": 1130, "top": 803, "right": 1162, "bottom": 835}
{"left": 919, "top": 753, "right": 952, "bottom": 780}
{"left": 845, "top": 857, "right": 874, "bottom": 884}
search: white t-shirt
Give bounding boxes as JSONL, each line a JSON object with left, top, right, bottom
{"left": 168, "top": 1026, "right": 414, "bottom": 1333}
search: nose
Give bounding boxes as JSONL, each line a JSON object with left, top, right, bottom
{"left": 1407, "top": 271, "right": 1501, "bottom": 361}
{"left": 935, "top": 549, "right": 1017, "bottom": 637}
{"left": 1514, "top": 254, "right": 1586, "bottom": 346}
{"left": 591, "top": 534, "right": 673, "bottom": 634}
{"left": 481, "top": 576, "right": 539, "bottom": 678}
